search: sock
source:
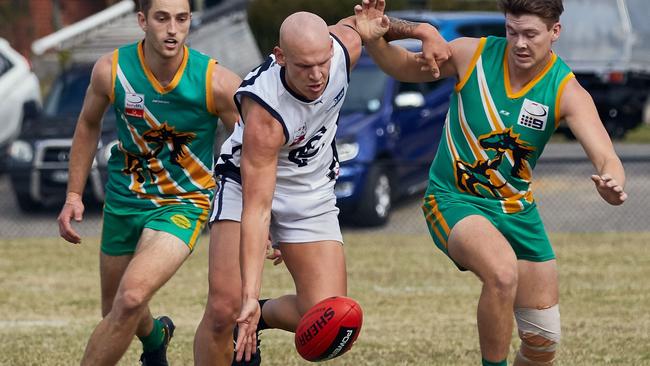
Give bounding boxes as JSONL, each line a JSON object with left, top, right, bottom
{"left": 138, "top": 318, "right": 165, "bottom": 352}
{"left": 482, "top": 358, "right": 507, "bottom": 366}
{"left": 257, "top": 299, "right": 270, "bottom": 331}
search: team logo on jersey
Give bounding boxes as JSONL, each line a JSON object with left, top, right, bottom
{"left": 326, "top": 88, "right": 346, "bottom": 111}
{"left": 125, "top": 93, "right": 145, "bottom": 118}
{"left": 517, "top": 99, "right": 549, "bottom": 131}
{"left": 288, "top": 126, "right": 327, "bottom": 167}
{"left": 290, "top": 124, "right": 307, "bottom": 146}
{"left": 454, "top": 128, "right": 535, "bottom": 198}
{"left": 121, "top": 123, "right": 196, "bottom": 183}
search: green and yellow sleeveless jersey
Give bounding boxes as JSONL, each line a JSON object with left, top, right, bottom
{"left": 427, "top": 36, "right": 574, "bottom": 214}
{"left": 105, "top": 41, "right": 220, "bottom": 210}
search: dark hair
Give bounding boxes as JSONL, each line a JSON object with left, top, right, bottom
{"left": 138, "top": 0, "right": 191, "bottom": 16}
{"left": 498, "top": 0, "right": 564, "bottom": 24}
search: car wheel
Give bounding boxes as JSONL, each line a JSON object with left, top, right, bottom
{"left": 354, "top": 164, "right": 392, "bottom": 227}
{"left": 604, "top": 120, "right": 626, "bottom": 140}
{"left": 15, "top": 192, "right": 42, "bottom": 212}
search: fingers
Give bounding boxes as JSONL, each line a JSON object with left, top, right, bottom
{"left": 415, "top": 53, "right": 441, "bottom": 78}
{"left": 376, "top": 0, "right": 385, "bottom": 12}
{"left": 234, "top": 324, "right": 248, "bottom": 361}
{"left": 380, "top": 14, "right": 390, "bottom": 28}
{"left": 58, "top": 208, "right": 82, "bottom": 244}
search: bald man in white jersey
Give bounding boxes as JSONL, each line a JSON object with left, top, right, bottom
{"left": 193, "top": 10, "right": 449, "bottom": 366}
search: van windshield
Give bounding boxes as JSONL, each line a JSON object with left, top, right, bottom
{"left": 43, "top": 68, "right": 91, "bottom": 118}
{"left": 341, "top": 66, "right": 388, "bottom": 114}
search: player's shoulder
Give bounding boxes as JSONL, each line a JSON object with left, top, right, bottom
{"left": 89, "top": 52, "right": 115, "bottom": 95}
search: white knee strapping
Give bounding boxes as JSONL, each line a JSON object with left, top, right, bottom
{"left": 514, "top": 304, "right": 561, "bottom": 344}
{"left": 514, "top": 304, "right": 561, "bottom": 365}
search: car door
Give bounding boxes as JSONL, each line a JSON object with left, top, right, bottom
{"left": 391, "top": 79, "right": 452, "bottom": 195}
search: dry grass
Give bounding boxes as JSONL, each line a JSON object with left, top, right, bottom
{"left": 1, "top": 232, "right": 649, "bottom": 365}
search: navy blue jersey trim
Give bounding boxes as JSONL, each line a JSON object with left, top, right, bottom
{"left": 235, "top": 91, "right": 290, "bottom": 145}
{"left": 330, "top": 32, "right": 351, "bottom": 82}
{"left": 215, "top": 175, "right": 226, "bottom": 220}
{"left": 240, "top": 56, "right": 274, "bottom": 88}
{"left": 280, "top": 67, "right": 318, "bottom": 103}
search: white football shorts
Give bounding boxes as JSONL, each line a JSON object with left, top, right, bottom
{"left": 209, "top": 176, "right": 343, "bottom": 245}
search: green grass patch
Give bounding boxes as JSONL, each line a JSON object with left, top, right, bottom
{"left": 1, "top": 232, "right": 649, "bottom": 365}
{"left": 622, "top": 123, "right": 650, "bottom": 143}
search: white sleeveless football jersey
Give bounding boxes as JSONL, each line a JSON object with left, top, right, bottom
{"left": 215, "top": 34, "right": 350, "bottom": 196}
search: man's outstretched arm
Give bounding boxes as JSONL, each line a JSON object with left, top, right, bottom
{"left": 57, "top": 53, "right": 112, "bottom": 244}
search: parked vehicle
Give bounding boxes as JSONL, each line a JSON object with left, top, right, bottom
{"left": 0, "top": 38, "right": 42, "bottom": 172}
{"left": 553, "top": 0, "right": 650, "bottom": 139}
{"left": 335, "top": 11, "right": 506, "bottom": 226}
{"left": 6, "top": 63, "right": 116, "bottom": 212}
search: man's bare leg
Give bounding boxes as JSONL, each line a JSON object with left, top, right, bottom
{"left": 194, "top": 220, "right": 243, "bottom": 366}
{"left": 80, "top": 229, "right": 190, "bottom": 366}
{"left": 448, "top": 215, "right": 519, "bottom": 363}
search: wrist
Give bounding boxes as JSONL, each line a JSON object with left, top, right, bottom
{"left": 413, "top": 23, "right": 437, "bottom": 42}
{"left": 65, "top": 191, "right": 82, "bottom": 203}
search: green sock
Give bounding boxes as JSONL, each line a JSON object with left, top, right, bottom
{"left": 482, "top": 358, "right": 507, "bottom": 366}
{"left": 138, "top": 318, "right": 165, "bottom": 352}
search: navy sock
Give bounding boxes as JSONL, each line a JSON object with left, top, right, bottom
{"left": 257, "top": 299, "right": 270, "bottom": 331}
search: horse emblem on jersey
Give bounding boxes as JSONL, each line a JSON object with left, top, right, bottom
{"left": 121, "top": 122, "right": 196, "bottom": 183}
{"left": 288, "top": 126, "right": 326, "bottom": 167}
{"left": 454, "top": 128, "right": 535, "bottom": 198}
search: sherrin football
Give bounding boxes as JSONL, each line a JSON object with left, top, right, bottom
{"left": 294, "top": 296, "right": 363, "bottom": 362}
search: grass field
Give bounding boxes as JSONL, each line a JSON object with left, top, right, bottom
{"left": 1, "top": 232, "right": 649, "bottom": 365}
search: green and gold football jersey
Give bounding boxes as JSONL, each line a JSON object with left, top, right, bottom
{"left": 105, "top": 41, "right": 220, "bottom": 210}
{"left": 427, "top": 36, "right": 574, "bottom": 214}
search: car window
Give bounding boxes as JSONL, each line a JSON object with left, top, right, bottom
{"left": 457, "top": 23, "right": 506, "bottom": 38}
{"left": 397, "top": 81, "right": 422, "bottom": 94}
{"left": 0, "top": 53, "right": 13, "bottom": 77}
{"left": 43, "top": 68, "right": 92, "bottom": 118}
{"left": 341, "top": 67, "right": 389, "bottom": 114}
{"left": 396, "top": 80, "right": 443, "bottom": 95}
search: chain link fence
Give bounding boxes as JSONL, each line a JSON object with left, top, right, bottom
{"left": 1, "top": 143, "right": 648, "bottom": 239}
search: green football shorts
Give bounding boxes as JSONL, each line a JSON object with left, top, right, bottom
{"left": 101, "top": 201, "right": 208, "bottom": 256}
{"left": 421, "top": 190, "right": 555, "bottom": 265}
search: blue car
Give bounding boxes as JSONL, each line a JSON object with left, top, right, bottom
{"left": 335, "top": 11, "right": 505, "bottom": 226}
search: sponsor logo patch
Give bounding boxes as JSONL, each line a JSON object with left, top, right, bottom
{"left": 517, "top": 98, "right": 549, "bottom": 131}
{"left": 125, "top": 93, "right": 145, "bottom": 118}
{"left": 326, "top": 88, "right": 346, "bottom": 111}
{"left": 170, "top": 214, "right": 191, "bottom": 229}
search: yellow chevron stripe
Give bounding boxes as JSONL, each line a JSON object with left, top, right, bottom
{"left": 188, "top": 209, "right": 209, "bottom": 251}
{"left": 137, "top": 41, "right": 188, "bottom": 94}
{"left": 554, "top": 72, "right": 575, "bottom": 128}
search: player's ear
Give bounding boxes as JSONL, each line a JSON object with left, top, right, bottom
{"left": 550, "top": 22, "right": 561, "bottom": 42}
{"left": 273, "top": 46, "right": 286, "bottom": 66}
{"left": 137, "top": 11, "right": 147, "bottom": 32}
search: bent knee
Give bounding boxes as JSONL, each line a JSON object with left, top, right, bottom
{"left": 515, "top": 305, "right": 561, "bottom": 365}
{"left": 113, "top": 288, "right": 149, "bottom": 315}
{"left": 204, "top": 298, "right": 240, "bottom": 332}
{"left": 485, "top": 266, "right": 518, "bottom": 297}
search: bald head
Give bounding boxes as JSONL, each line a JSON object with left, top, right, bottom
{"left": 279, "top": 12, "right": 330, "bottom": 53}
{"left": 274, "top": 11, "right": 334, "bottom": 100}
